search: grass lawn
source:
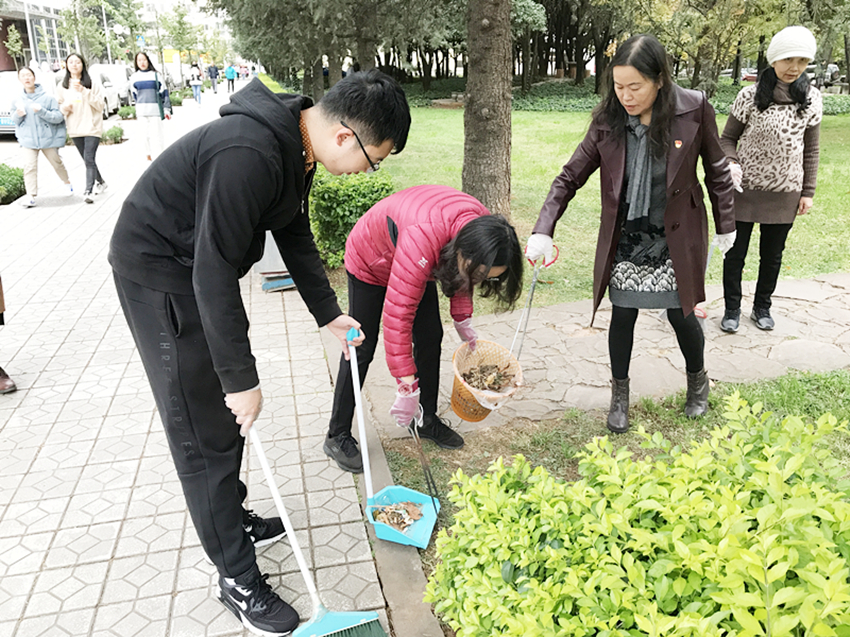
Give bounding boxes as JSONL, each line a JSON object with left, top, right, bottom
{"left": 383, "top": 369, "right": 850, "bottom": 584}
{"left": 374, "top": 108, "right": 850, "bottom": 313}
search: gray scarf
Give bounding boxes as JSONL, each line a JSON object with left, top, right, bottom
{"left": 624, "top": 116, "right": 652, "bottom": 232}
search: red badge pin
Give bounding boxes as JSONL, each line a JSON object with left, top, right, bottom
{"left": 675, "top": 140, "right": 683, "bottom": 149}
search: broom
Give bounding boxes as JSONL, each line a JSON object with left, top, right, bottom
{"left": 249, "top": 424, "right": 387, "bottom": 637}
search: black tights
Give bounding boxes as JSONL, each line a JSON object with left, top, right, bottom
{"left": 608, "top": 305, "right": 705, "bottom": 380}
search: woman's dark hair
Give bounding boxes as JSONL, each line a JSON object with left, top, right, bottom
{"left": 18, "top": 66, "right": 36, "bottom": 78}
{"left": 62, "top": 53, "right": 92, "bottom": 89}
{"left": 134, "top": 52, "right": 157, "bottom": 73}
{"left": 432, "top": 215, "right": 523, "bottom": 309}
{"left": 593, "top": 34, "right": 675, "bottom": 157}
{"left": 755, "top": 66, "right": 811, "bottom": 113}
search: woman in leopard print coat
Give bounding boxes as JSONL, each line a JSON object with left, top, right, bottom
{"left": 719, "top": 26, "right": 822, "bottom": 333}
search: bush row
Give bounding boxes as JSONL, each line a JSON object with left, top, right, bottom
{"left": 426, "top": 394, "right": 850, "bottom": 636}
{"left": 0, "top": 164, "right": 25, "bottom": 204}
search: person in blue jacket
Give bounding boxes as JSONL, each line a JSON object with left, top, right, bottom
{"left": 12, "top": 66, "right": 73, "bottom": 207}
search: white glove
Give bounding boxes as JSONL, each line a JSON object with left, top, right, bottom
{"left": 525, "top": 233, "right": 554, "bottom": 264}
{"left": 728, "top": 162, "right": 743, "bottom": 192}
{"left": 713, "top": 231, "right": 737, "bottom": 257}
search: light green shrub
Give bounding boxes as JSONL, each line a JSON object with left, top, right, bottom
{"left": 426, "top": 393, "right": 850, "bottom": 636}
{"left": 0, "top": 164, "right": 26, "bottom": 204}
{"left": 309, "top": 168, "right": 395, "bottom": 269}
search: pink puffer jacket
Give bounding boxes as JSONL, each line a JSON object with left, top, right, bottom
{"left": 345, "top": 185, "right": 490, "bottom": 379}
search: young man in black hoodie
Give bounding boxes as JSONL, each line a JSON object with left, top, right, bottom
{"left": 109, "top": 70, "right": 410, "bottom": 636}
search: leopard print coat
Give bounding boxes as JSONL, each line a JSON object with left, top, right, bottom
{"left": 731, "top": 84, "right": 822, "bottom": 193}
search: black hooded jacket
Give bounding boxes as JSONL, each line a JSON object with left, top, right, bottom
{"left": 109, "top": 78, "right": 341, "bottom": 394}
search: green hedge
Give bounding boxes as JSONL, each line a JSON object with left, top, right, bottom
{"left": 118, "top": 105, "right": 135, "bottom": 119}
{"left": 102, "top": 125, "right": 124, "bottom": 145}
{"left": 0, "top": 164, "right": 25, "bottom": 204}
{"left": 169, "top": 93, "right": 183, "bottom": 107}
{"left": 426, "top": 393, "right": 850, "bottom": 636}
{"left": 309, "top": 168, "right": 395, "bottom": 269}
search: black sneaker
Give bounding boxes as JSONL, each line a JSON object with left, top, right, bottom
{"left": 751, "top": 306, "right": 775, "bottom": 330}
{"left": 417, "top": 416, "right": 464, "bottom": 449}
{"left": 720, "top": 308, "right": 740, "bottom": 333}
{"left": 323, "top": 434, "right": 363, "bottom": 473}
{"left": 243, "top": 509, "right": 286, "bottom": 548}
{"left": 218, "top": 564, "right": 299, "bottom": 636}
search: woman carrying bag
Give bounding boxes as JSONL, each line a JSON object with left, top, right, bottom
{"left": 719, "top": 26, "right": 823, "bottom": 332}
{"left": 13, "top": 66, "right": 73, "bottom": 207}
{"left": 56, "top": 53, "right": 106, "bottom": 204}
{"left": 526, "top": 34, "right": 737, "bottom": 434}
{"left": 189, "top": 63, "right": 203, "bottom": 105}
{"left": 130, "top": 52, "right": 171, "bottom": 161}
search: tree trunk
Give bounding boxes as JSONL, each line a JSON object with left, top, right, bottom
{"left": 463, "top": 0, "right": 512, "bottom": 219}
{"left": 419, "top": 47, "right": 432, "bottom": 91}
{"left": 311, "top": 57, "right": 324, "bottom": 102}
{"left": 302, "top": 63, "right": 312, "bottom": 96}
{"left": 521, "top": 29, "right": 532, "bottom": 94}
{"left": 327, "top": 51, "right": 343, "bottom": 88}
{"left": 757, "top": 35, "right": 767, "bottom": 74}
{"left": 732, "top": 38, "right": 742, "bottom": 85}
{"left": 574, "top": 32, "right": 587, "bottom": 87}
{"left": 691, "top": 55, "right": 702, "bottom": 90}
{"left": 844, "top": 34, "right": 850, "bottom": 84}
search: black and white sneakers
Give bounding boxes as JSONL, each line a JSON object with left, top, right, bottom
{"left": 243, "top": 509, "right": 286, "bottom": 548}
{"left": 218, "top": 564, "right": 299, "bottom": 636}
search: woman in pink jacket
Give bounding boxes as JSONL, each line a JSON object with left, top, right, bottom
{"left": 324, "top": 185, "right": 523, "bottom": 473}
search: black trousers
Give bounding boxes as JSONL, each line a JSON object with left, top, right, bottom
{"left": 328, "top": 272, "right": 442, "bottom": 438}
{"left": 723, "top": 220, "right": 793, "bottom": 311}
{"left": 113, "top": 272, "right": 254, "bottom": 578}
{"left": 227, "top": 78, "right": 235, "bottom": 92}
{"left": 609, "top": 305, "right": 705, "bottom": 379}
{"left": 72, "top": 136, "right": 103, "bottom": 195}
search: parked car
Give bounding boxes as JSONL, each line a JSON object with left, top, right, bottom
{"left": 742, "top": 68, "right": 758, "bottom": 82}
{"left": 92, "top": 72, "right": 121, "bottom": 119}
{"left": 90, "top": 64, "right": 133, "bottom": 106}
{"left": 0, "top": 70, "right": 20, "bottom": 135}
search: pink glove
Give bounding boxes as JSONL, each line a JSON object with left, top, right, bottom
{"left": 454, "top": 318, "right": 477, "bottom": 351}
{"left": 390, "top": 379, "right": 421, "bottom": 428}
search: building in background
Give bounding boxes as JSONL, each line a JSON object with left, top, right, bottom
{"left": 1, "top": 1, "right": 71, "bottom": 72}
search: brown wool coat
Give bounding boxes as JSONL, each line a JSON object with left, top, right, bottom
{"left": 533, "top": 85, "right": 736, "bottom": 321}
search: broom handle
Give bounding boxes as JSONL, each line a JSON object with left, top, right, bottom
{"left": 347, "top": 328, "right": 374, "bottom": 500}
{"left": 249, "top": 426, "right": 323, "bottom": 611}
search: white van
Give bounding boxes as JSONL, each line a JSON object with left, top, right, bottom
{"left": 90, "top": 64, "right": 134, "bottom": 106}
{"left": 0, "top": 71, "right": 22, "bottom": 135}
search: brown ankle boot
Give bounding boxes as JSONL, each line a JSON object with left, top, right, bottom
{"left": 684, "top": 369, "right": 709, "bottom": 417}
{"left": 607, "top": 377, "right": 630, "bottom": 434}
{"left": 0, "top": 367, "right": 17, "bottom": 394}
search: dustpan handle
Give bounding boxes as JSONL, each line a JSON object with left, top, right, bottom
{"left": 347, "top": 328, "right": 374, "bottom": 501}
{"left": 249, "top": 426, "right": 323, "bottom": 611}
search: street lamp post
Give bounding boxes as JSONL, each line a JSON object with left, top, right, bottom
{"left": 22, "top": 2, "right": 38, "bottom": 65}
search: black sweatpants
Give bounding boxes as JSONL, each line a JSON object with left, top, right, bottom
{"left": 723, "top": 220, "right": 793, "bottom": 311}
{"left": 72, "top": 136, "right": 104, "bottom": 195}
{"left": 113, "top": 272, "right": 254, "bottom": 578}
{"left": 327, "top": 272, "right": 442, "bottom": 438}
{"left": 608, "top": 305, "right": 705, "bottom": 379}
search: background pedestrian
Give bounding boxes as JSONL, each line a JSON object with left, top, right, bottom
{"left": 13, "top": 66, "right": 73, "bottom": 207}
{"left": 130, "top": 52, "right": 171, "bottom": 162}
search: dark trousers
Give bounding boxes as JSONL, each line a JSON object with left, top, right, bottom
{"left": 71, "top": 136, "right": 103, "bottom": 194}
{"left": 609, "top": 305, "right": 705, "bottom": 379}
{"left": 723, "top": 221, "right": 793, "bottom": 311}
{"left": 227, "top": 78, "right": 235, "bottom": 92}
{"left": 328, "top": 272, "right": 442, "bottom": 438}
{"left": 113, "top": 272, "right": 254, "bottom": 578}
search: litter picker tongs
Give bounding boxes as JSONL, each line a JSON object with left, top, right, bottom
{"left": 510, "top": 245, "right": 560, "bottom": 361}
{"left": 407, "top": 408, "right": 439, "bottom": 516}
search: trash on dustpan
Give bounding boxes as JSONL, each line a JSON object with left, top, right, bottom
{"left": 347, "top": 328, "right": 440, "bottom": 549}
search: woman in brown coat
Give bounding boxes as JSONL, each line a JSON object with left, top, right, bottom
{"left": 525, "top": 34, "right": 736, "bottom": 433}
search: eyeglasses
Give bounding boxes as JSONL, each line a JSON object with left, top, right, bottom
{"left": 340, "top": 120, "right": 380, "bottom": 172}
